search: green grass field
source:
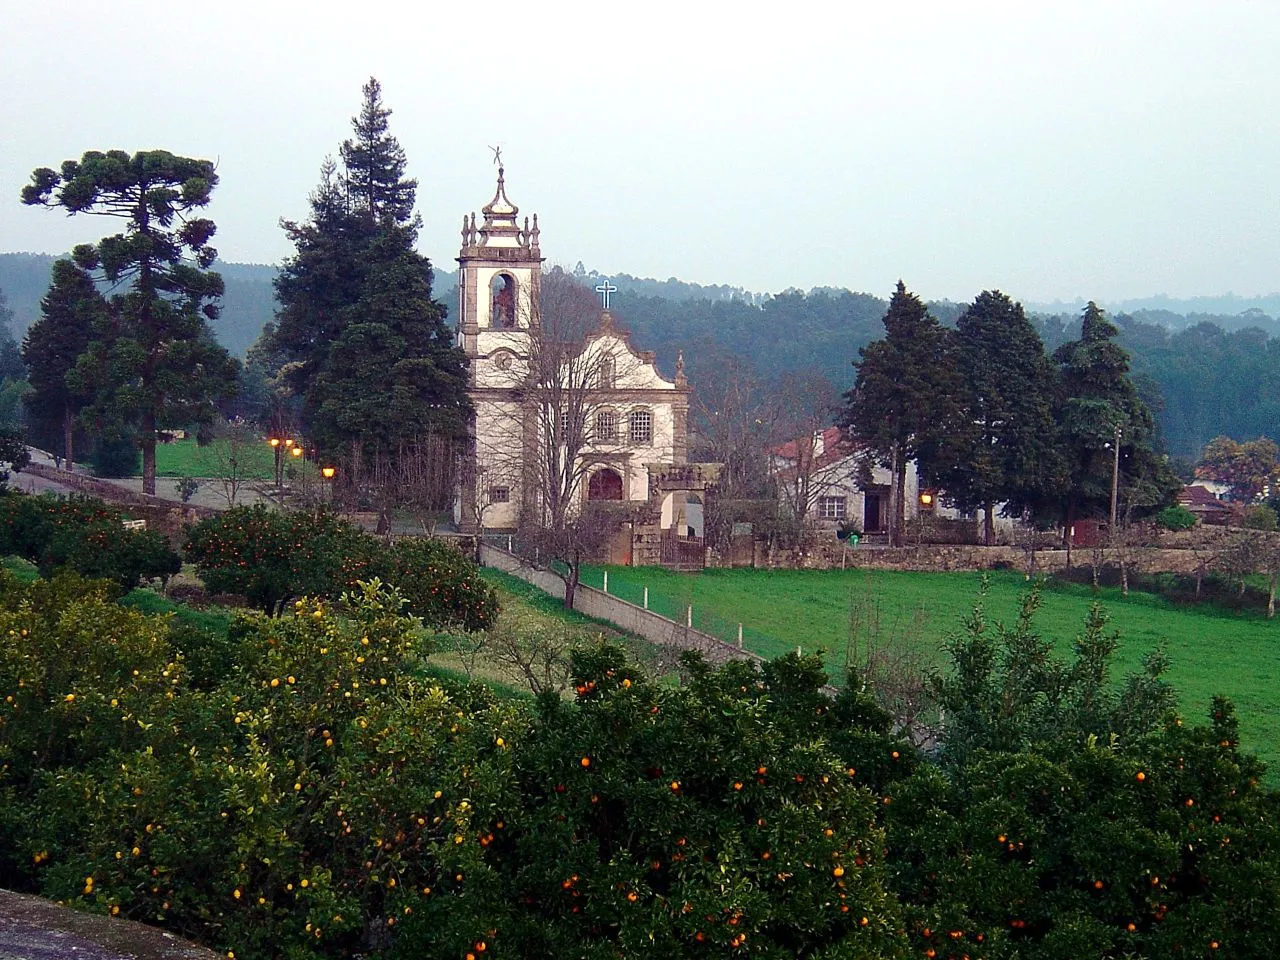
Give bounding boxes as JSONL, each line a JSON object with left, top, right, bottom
{"left": 152, "top": 437, "right": 278, "bottom": 479}
{"left": 578, "top": 564, "right": 1280, "bottom": 771}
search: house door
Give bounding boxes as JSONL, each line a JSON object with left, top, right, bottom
{"left": 864, "top": 493, "right": 882, "bottom": 532}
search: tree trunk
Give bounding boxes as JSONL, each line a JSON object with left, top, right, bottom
{"left": 140, "top": 410, "right": 157, "bottom": 496}
{"left": 1195, "top": 562, "right": 1204, "bottom": 597}
{"left": 1064, "top": 501, "right": 1075, "bottom": 568}
{"left": 984, "top": 500, "right": 995, "bottom": 547}
{"left": 1120, "top": 553, "right": 1129, "bottom": 596}
{"left": 893, "top": 444, "right": 907, "bottom": 548}
{"left": 564, "top": 561, "right": 579, "bottom": 610}
{"left": 62, "top": 402, "right": 74, "bottom": 473}
{"left": 1269, "top": 571, "right": 1276, "bottom": 619}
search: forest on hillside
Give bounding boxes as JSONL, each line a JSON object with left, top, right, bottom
{"left": 2, "top": 251, "right": 1277, "bottom": 458}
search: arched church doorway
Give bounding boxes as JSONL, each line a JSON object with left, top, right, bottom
{"left": 587, "top": 468, "right": 624, "bottom": 501}
{"left": 490, "top": 273, "right": 516, "bottom": 328}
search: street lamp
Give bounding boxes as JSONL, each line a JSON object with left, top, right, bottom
{"left": 267, "top": 437, "right": 283, "bottom": 492}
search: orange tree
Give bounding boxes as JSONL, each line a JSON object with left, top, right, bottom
{"left": 184, "top": 505, "right": 497, "bottom": 630}
{"left": 391, "top": 645, "right": 913, "bottom": 960}
{"left": 0, "top": 573, "right": 520, "bottom": 959}
{"left": 0, "top": 491, "right": 179, "bottom": 589}
{"left": 883, "top": 588, "right": 1280, "bottom": 959}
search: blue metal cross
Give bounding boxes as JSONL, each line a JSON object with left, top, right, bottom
{"left": 595, "top": 279, "right": 618, "bottom": 310}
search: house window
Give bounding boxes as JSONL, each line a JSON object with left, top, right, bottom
{"left": 629, "top": 409, "right": 653, "bottom": 444}
{"left": 597, "top": 355, "right": 616, "bottom": 389}
{"left": 819, "top": 496, "right": 847, "bottom": 520}
{"left": 489, "top": 485, "right": 510, "bottom": 504}
{"left": 595, "top": 409, "right": 618, "bottom": 443}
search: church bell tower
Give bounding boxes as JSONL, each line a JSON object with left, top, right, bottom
{"left": 456, "top": 161, "right": 543, "bottom": 371}
{"left": 456, "top": 160, "right": 543, "bottom": 532}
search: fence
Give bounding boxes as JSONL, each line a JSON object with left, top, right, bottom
{"left": 478, "top": 543, "right": 764, "bottom": 668}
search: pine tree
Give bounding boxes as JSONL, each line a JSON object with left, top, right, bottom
{"left": 340, "top": 77, "right": 417, "bottom": 226}
{"left": 841, "top": 281, "right": 967, "bottom": 545}
{"left": 1050, "top": 302, "right": 1180, "bottom": 539}
{"left": 931, "top": 290, "right": 1064, "bottom": 544}
{"left": 21, "top": 150, "right": 240, "bottom": 494}
{"left": 272, "top": 78, "right": 469, "bottom": 479}
{"left": 21, "top": 260, "right": 106, "bottom": 468}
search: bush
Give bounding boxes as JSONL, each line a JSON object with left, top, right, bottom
{"left": 185, "top": 506, "right": 498, "bottom": 630}
{"left": 90, "top": 434, "right": 140, "bottom": 477}
{"left": 1243, "top": 504, "right": 1278, "bottom": 531}
{"left": 1154, "top": 504, "right": 1197, "bottom": 531}
{"left": 0, "top": 491, "right": 180, "bottom": 589}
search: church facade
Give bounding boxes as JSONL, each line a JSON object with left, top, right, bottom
{"left": 454, "top": 166, "right": 693, "bottom": 535}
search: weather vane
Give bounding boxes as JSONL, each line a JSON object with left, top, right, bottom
{"left": 489, "top": 145, "right": 503, "bottom": 167}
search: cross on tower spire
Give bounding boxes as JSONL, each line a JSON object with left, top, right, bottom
{"left": 595, "top": 279, "right": 618, "bottom": 310}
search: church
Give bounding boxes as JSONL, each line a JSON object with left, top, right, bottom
{"left": 453, "top": 163, "right": 707, "bottom": 554}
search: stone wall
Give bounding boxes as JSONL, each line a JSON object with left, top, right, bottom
{"left": 712, "top": 537, "right": 1222, "bottom": 576}
{"left": 19, "top": 463, "right": 216, "bottom": 544}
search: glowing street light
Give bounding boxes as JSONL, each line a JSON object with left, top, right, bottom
{"left": 321, "top": 466, "right": 335, "bottom": 479}
{"left": 290, "top": 445, "right": 304, "bottom": 458}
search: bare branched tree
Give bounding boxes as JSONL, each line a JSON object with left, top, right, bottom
{"left": 769, "top": 372, "right": 849, "bottom": 528}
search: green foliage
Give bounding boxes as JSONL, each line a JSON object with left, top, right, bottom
{"left": 1243, "top": 504, "right": 1278, "bottom": 531}
{"left": 0, "top": 425, "right": 30, "bottom": 484}
{"left": 397, "top": 647, "right": 911, "bottom": 960}
{"left": 272, "top": 80, "right": 468, "bottom": 465}
{"left": 1154, "top": 504, "right": 1198, "bottom": 531}
{"left": 1050, "top": 303, "right": 1182, "bottom": 528}
{"left": 89, "top": 433, "right": 140, "bottom": 477}
{"left": 0, "top": 491, "right": 179, "bottom": 589}
{"left": 841, "top": 281, "right": 968, "bottom": 545}
{"left": 21, "top": 259, "right": 103, "bottom": 463}
{"left": 3, "top": 570, "right": 1280, "bottom": 960}
{"left": 184, "top": 506, "right": 498, "bottom": 629}
{"left": 929, "top": 290, "right": 1064, "bottom": 542}
{"left": 21, "top": 149, "right": 240, "bottom": 494}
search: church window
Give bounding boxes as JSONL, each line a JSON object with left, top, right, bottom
{"left": 588, "top": 468, "right": 625, "bottom": 501}
{"left": 629, "top": 409, "right": 653, "bottom": 445}
{"left": 490, "top": 273, "right": 517, "bottom": 328}
{"left": 595, "top": 409, "right": 618, "bottom": 443}
{"left": 489, "top": 485, "right": 510, "bottom": 504}
{"left": 559, "top": 409, "right": 572, "bottom": 440}
{"left": 819, "top": 496, "right": 847, "bottom": 520}
{"left": 597, "top": 355, "right": 616, "bottom": 389}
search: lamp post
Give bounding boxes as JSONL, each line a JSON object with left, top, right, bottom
{"left": 268, "top": 437, "right": 283, "bottom": 494}
{"left": 1110, "top": 422, "right": 1122, "bottom": 537}
{"left": 321, "top": 466, "right": 335, "bottom": 507}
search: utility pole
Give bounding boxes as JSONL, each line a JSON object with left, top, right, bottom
{"left": 1109, "top": 422, "right": 1122, "bottom": 536}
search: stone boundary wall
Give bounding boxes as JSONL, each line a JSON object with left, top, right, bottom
{"left": 740, "top": 541, "right": 1218, "bottom": 575}
{"left": 19, "top": 463, "right": 217, "bottom": 543}
{"left": 479, "top": 543, "right": 763, "bottom": 668}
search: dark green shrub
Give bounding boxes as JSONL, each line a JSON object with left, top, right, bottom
{"left": 90, "top": 434, "right": 140, "bottom": 477}
{"left": 0, "top": 491, "right": 179, "bottom": 589}
{"left": 371, "top": 536, "right": 499, "bottom": 632}
{"left": 1154, "top": 504, "right": 1197, "bottom": 531}
{"left": 1243, "top": 504, "right": 1278, "bottom": 531}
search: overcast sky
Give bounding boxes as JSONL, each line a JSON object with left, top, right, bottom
{"left": 2, "top": 0, "right": 1277, "bottom": 304}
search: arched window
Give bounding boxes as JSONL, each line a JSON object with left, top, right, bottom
{"left": 588, "top": 468, "right": 625, "bottom": 501}
{"left": 595, "top": 408, "right": 618, "bottom": 443}
{"left": 628, "top": 409, "right": 653, "bottom": 445}
{"left": 490, "top": 273, "right": 516, "bottom": 328}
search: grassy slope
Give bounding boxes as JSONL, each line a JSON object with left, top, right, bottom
{"left": 581, "top": 564, "right": 1280, "bottom": 770}
{"left": 153, "top": 438, "right": 278, "bottom": 479}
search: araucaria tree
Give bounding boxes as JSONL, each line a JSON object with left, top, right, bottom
{"left": 22, "top": 260, "right": 106, "bottom": 469}
{"left": 272, "top": 77, "right": 469, "bottom": 495}
{"left": 1050, "top": 302, "right": 1180, "bottom": 538}
{"left": 931, "top": 290, "right": 1064, "bottom": 545}
{"left": 841, "top": 281, "right": 966, "bottom": 546}
{"left": 21, "top": 151, "right": 239, "bottom": 494}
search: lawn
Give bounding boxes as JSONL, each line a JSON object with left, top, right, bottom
{"left": 151, "top": 437, "right": 278, "bottom": 479}
{"left": 579, "top": 564, "right": 1280, "bottom": 771}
